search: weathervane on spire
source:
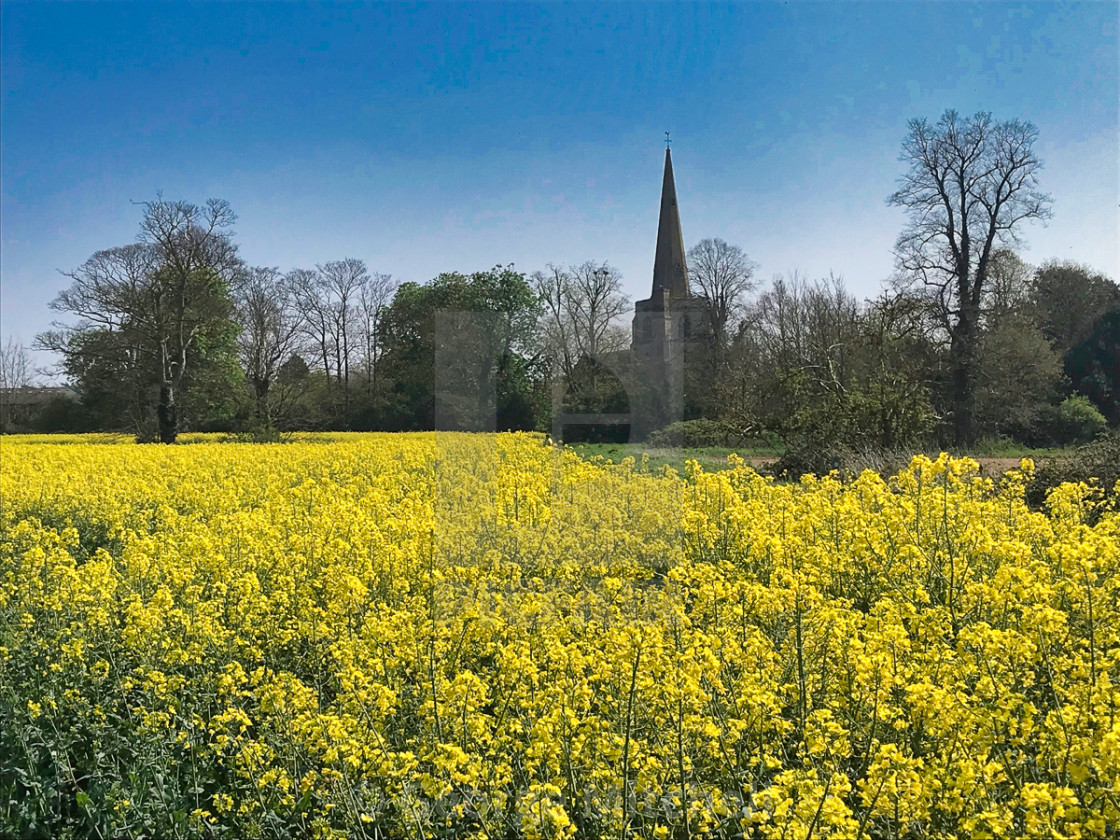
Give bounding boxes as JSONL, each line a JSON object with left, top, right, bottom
{"left": 665, "top": 131, "right": 671, "bottom": 149}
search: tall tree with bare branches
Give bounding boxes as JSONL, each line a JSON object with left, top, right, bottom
{"left": 0, "top": 336, "right": 35, "bottom": 390}
{"left": 356, "top": 271, "right": 397, "bottom": 397}
{"left": 533, "top": 261, "right": 629, "bottom": 378}
{"left": 289, "top": 268, "right": 334, "bottom": 390}
{"left": 235, "top": 267, "right": 304, "bottom": 427}
{"left": 40, "top": 197, "right": 243, "bottom": 442}
{"left": 317, "top": 258, "right": 369, "bottom": 403}
{"left": 534, "top": 265, "right": 577, "bottom": 380}
{"left": 686, "top": 237, "right": 758, "bottom": 345}
{"left": 889, "top": 109, "right": 1050, "bottom": 444}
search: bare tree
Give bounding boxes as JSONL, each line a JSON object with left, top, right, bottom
{"left": 534, "top": 265, "right": 578, "bottom": 379}
{"left": 0, "top": 337, "right": 35, "bottom": 432}
{"left": 355, "top": 271, "right": 397, "bottom": 395}
{"left": 317, "top": 258, "right": 369, "bottom": 401}
{"left": 753, "top": 272, "right": 859, "bottom": 393}
{"left": 35, "top": 245, "right": 161, "bottom": 433}
{"left": 44, "top": 244, "right": 160, "bottom": 336}
{"left": 0, "top": 337, "right": 35, "bottom": 389}
{"left": 533, "top": 260, "right": 629, "bottom": 379}
{"left": 289, "top": 268, "right": 334, "bottom": 389}
{"left": 290, "top": 259, "right": 379, "bottom": 416}
{"left": 686, "top": 237, "right": 758, "bottom": 344}
{"left": 729, "top": 275, "right": 939, "bottom": 450}
{"left": 235, "top": 267, "right": 304, "bottom": 426}
{"left": 889, "top": 109, "right": 1051, "bottom": 444}
{"left": 567, "top": 261, "right": 630, "bottom": 361}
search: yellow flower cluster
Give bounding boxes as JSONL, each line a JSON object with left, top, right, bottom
{"left": 0, "top": 434, "right": 1116, "bottom": 839}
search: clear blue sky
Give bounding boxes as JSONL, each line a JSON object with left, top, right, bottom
{"left": 2, "top": 1, "right": 1117, "bottom": 375}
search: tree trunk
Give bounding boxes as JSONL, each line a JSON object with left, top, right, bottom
{"left": 950, "top": 304, "right": 980, "bottom": 447}
{"left": 158, "top": 380, "right": 178, "bottom": 444}
{"left": 321, "top": 346, "right": 331, "bottom": 394}
{"left": 477, "top": 358, "right": 494, "bottom": 432}
{"left": 254, "top": 376, "right": 271, "bottom": 427}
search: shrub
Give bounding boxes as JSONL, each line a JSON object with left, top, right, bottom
{"left": 765, "top": 443, "right": 918, "bottom": 481}
{"left": 766, "top": 442, "right": 848, "bottom": 480}
{"left": 645, "top": 418, "right": 749, "bottom": 448}
{"left": 1026, "top": 430, "right": 1120, "bottom": 511}
{"left": 221, "top": 424, "right": 288, "bottom": 443}
{"left": 1029, "top": 394, "right": 1109, "bottom": 446}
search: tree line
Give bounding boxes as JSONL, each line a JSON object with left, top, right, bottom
{"left": 3, "top": 110, "right": 1117, "bottom": 449}
{"left": 697, "top": 255, "right": 1118, "bottom": 460}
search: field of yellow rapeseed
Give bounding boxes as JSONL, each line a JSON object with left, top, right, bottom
{"left": 0, "top": 433, "right": 1116, "bottom": 839}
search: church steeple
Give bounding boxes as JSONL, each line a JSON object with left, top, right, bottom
{"left": 630, "top": 141, "right": 707, "bottom": 439}
{"left": 650, "top": 146, "right": 690, "bottom": 300}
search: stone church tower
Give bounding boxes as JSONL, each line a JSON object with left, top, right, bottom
{"left": 631, "top": 147, "right": 709, "bottom": 438}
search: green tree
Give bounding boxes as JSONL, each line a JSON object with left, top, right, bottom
{"left": 723, "top": 277, "right": 938, "bottom": 454}
{"left": 379, "top": 266, "right": 543, "bottom": 431}
{"left": 970, "top": 249, "right": 1064, "bottom": 441}
{"left": 1030, "top": 261, "right": 1120, "bottom": 355}
{"left": 1031, "top": 394, "right": 1108, "bottom": 446}
{"left": 38, "top": 198, "right": 244, "bottom": 441}
{"left": 982, "top": 248, "right": 1034, "bottom": 326}
{"left": 1029, "top": 261, "right": 1119, "bottom": 424}
{"left": 58, "top": 325, "right": 155, "bottom": 433}
{"left": 973, "top": 313, "right": 1063, "bottom": 440}
{"left": 853, "top": 291, "right": 940, "bottom": 449}
{"left": 1064, "top": 311, "right": 1120, "bottom": 425}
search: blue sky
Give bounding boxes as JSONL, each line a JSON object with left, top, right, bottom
{"left": 2, "top": 1, "right": 1117, "bottom": 374}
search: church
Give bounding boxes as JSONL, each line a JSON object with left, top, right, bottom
{"left": 556, "top": 144, "right": 712, "bottom": 442}
{"left": 628, "top": 145, "right": 712, "bottom": 438}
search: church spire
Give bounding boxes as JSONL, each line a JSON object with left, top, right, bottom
{"left": 650, "top": 145, "right": 690, "bottom": 300}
